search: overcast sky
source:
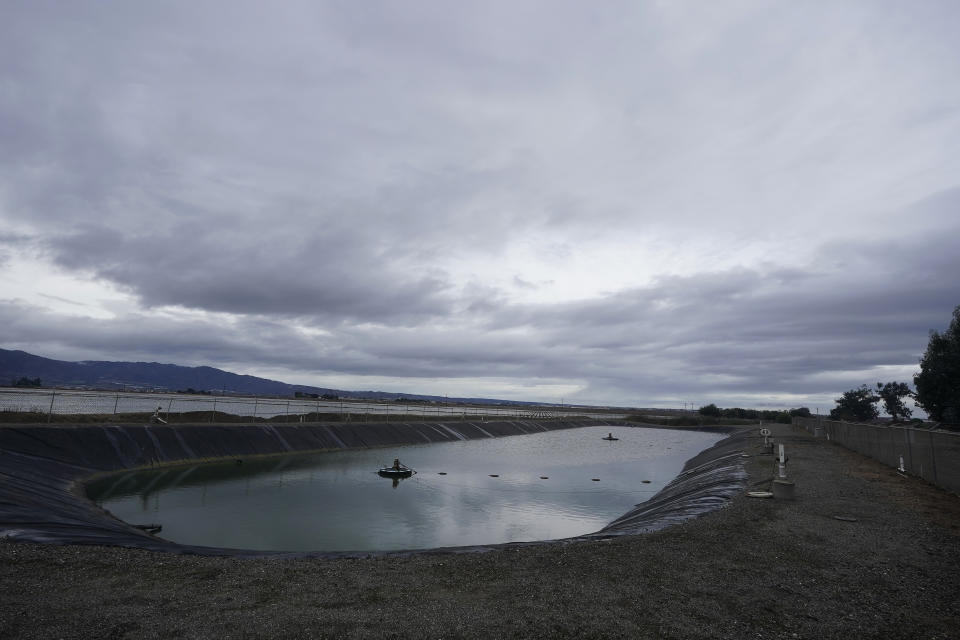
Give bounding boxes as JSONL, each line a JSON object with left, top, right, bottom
{"left": 2, "top": 1, "right": 958, "bottom": 412}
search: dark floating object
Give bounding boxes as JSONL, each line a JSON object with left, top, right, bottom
{"left": 378, "top": 467, "right": 413, "bottom": 478}
{"left": 642, "top": 480, "right": 651, "bottom": 484}
{"left": 378, "top": 459, "right": 415, "bottom": 478}
{"left": 540, "top": 476, "right": 549, "bottom": 479}
{"left": 438, "top": 472, "right": 447, "bottom": 475}
{"left": 591, "top": 478, "right": 600, "bottom": 482}
{"left": 489, "top": 474, "right": 499, "bottom": 477}
{"left": 602, "top": 433, "right": 619, "bottom": 441}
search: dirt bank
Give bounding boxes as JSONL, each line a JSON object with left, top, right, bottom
{"left": 2, "top": 422, "right": 959, "bottom": 639}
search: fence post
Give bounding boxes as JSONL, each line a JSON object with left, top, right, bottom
{"left": 47, "top": 391, "right": 56, "bottom": 423}
{"left": 166, "top": 398, "right": 173, "bottom": 423}
{"left": 253, "top": 398, "right": 258, "bottom": 422}
{"left": 929, "top": 430, "right": 939, "bottom": 487}
{"left": 211, "top": 396, "right": 217, "bottom": 423}
{"left": 906, "top": 428, "right": 914, "bottom": 475}
{"left": 113, "top": 392, "right": 120, "bottom": 415}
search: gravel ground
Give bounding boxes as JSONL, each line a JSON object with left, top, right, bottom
{"left": 2, "top": 422, "right": 959, "bottom": 639}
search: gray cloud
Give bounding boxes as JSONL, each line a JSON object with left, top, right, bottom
{"left": 2, "top": 2, "right": 959, "bottom": 410}
{"left": 4, "top": 222, "right": 957, "bottom": 410}
{"left": 45, "top": 220, "right": 456, "bottom": 322}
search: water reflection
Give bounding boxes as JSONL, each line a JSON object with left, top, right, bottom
{"left": 87, "top": 426, "right": 721, "bottom": 552}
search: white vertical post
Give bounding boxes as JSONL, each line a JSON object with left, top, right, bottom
{"left": 778, "top": 444, "right": 787, "bottom": 479}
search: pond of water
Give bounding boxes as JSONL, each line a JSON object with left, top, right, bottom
{"left": 87, "top": 426, "right": 722, "bottom": 552}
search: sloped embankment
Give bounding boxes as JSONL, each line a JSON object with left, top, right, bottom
{"left": 594, "top": 427, "right": 750, "bottom": 536}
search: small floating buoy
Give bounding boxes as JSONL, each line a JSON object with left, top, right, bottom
{"left": 591, "top": 478, "right": 600, "bottom": 482}
{"left": 539, "top": 476, "right": 549, "bottom": 479}
{"left": 833, "top": 515, "right": 858, "bottom": 522}
{"left": 642, "top": 480, "right": 651, "bottom": 484}
{"left": 438, "top": 472, "right": 447, "bottom": 475}
{"left": 489, "top": 474, "right": 499, "bottom": 477}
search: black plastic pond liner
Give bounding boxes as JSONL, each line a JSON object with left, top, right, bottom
{"left": 0, "top": 420, "right": 748, "bottom": 557}
{"left": 595, "top": 430, "right": 751, "bottom": 536}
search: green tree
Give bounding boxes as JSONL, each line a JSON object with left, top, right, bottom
{"left": 830, "top": 384, "right": 879, "bottom": 422}
{"left": 914, "top": 305, "right": 960, "bottom": 423}
{"left": 698, "top": 403, "right": 721, "bottom": 417}
{"left": 876, "top": 381, "right": 913, "bottom": 422}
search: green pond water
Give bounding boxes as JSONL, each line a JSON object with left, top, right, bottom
{"left": 87, "top": 426, "right": 722, "bottom": 552}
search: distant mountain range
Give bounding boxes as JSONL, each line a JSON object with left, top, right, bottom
{"left": 0, "top": 348, "right": 534, "bottom": 405}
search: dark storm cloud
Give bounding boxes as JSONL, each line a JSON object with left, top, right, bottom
{"left": 45, "top": 220, "right": 456, "bottom": 322}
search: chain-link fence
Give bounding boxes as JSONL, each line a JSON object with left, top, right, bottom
{"left": 793, "top": 416, "right": 960, "bottom": 494}
{"left": 0, "top": 388, "right": 627, "bottom": 424}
